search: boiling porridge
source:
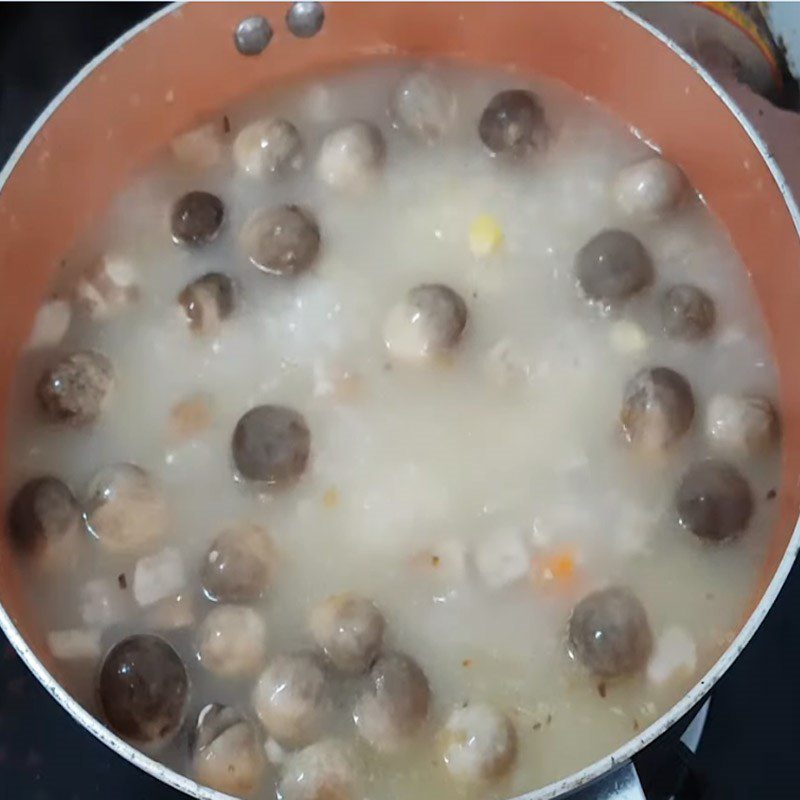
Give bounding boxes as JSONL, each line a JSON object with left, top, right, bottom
{"left": 4, "top": 61, "right": 782, "bottom": 800}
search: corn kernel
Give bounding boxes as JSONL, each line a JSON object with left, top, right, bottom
{"left": 469, "top": 214, "right": 504, "bottom": 258}
{"left": 323, "top": 487, "right": 339, "bottom": 508}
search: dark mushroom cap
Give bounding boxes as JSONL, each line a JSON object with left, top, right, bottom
{"left": 232, "top": 405, "right": 311, "bottom": 485}
{"left": 202, "top": 522, "right": 277, "bottom": 603}
{"left": 316, "top": 121, "right": 386, "bottom": 191}
{"left": 36, "top": 350, "right": 114, "bottom": 427}
{"left": 383, "top": 284, "right": 468, "bottom": 362}
{"left": 84, "top": 463, "right": 168, "bottom": 554}
{"left": 190, "top": 703, "right": 245, "bottom": 754}
{"left": 441, "top": 703, "right": 518, "bottom": 782}
{"left": 279, "top": 740, "right": 355, "bottom": 800}
{"left": 197, "top": 605, "right": 268, "bottom": 678}
{"left": 354, "top": 651, "right": 430, "bottom": 751}
{"left": 613, "top": 156, "right": 687, "bottom": 219}
{"left": 7, "top": 476, "right": 83, "bottom": 564}
{"left": 190, "top": 704, "right": 265, "bottom": 795}
{"left": 309, "top": 593, "right": 385, "bottom": 674}
{"left": 675, "top": 459, "right": 754, "bottom": 541}
{"left": 575, "top": 229, "right": 653, "bottom": 305}
{"left": 621, "top": 367, "right": 695, "bottom": 451}
{"left": 252, "top": 652, "right": 330, "bottom": 747}
{"left": 97, "top": 634, "right": 189, "bottom": 746}
{"left": 408, "top": 284, "right": 467, "bottom": 349}
{"left": 241, "top": 205, "right": 321, "bottom": 276}
{"left": 177, "top": 272, "right": 236, "bottom": 335}
{"left": 233, "top": 117, "right": 304, "bottom": 178}
{"left": 171, "top": 191, "right": 224, "bottom": 245}
{"left": 478, "top": 90, "right": 549, "bottom": 157}
{"left": 660, "top": 284, "right": 716, "bottom": 341}
{"left": 568, "top": 587, "right": 653, "bottom": 678}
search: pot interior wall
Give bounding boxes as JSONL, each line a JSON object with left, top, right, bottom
{"left": 0, "top": 0, "right": 798, "bottom": 719}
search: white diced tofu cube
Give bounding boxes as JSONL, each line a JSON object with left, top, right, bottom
{"left": 103, "top": 253, "right": 137, "bottom": 288}
{"left": 170, "top": 121, "right": 223, "bottom": 169}
{"left": 163, "top": 439, "right": 214, "bottom": 482}
{"left": 133, "top": 547, "right": 186, "bottom": 607}
{"left": 473, "top": 527, "right": 530, "bottom": 589}
{"left": 74, "top": 254, "right": 138, "bottom": 320}
{"left": 647, "top": 626, "right": 697, "bottom": 686}
{"left": 26, "top": 298, "right": 71, "bottom": 350}
{"left": 80, "top": 578, "right": 127, "bottom": 629}
{"left": 614, "top": 507, "right": 657, "bottom": 557}
{"left": 610, "top": 320, "right": 648, "bottom": 354}
{"left": 484, "top": 339, "right": 531, "bottom": 389}
{"left": 48, "top": 629, "right": 101, "bottom": 661}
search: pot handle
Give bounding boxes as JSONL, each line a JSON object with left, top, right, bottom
{"left": 563, "top": 761, "right": 646, "bottom": 800}
{"left": 563, "top": 752, "right": 710, "bottom": 799}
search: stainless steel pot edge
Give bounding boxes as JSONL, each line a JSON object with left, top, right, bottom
{"left": 0, "top": 4, "right": 797, "bottom": 800}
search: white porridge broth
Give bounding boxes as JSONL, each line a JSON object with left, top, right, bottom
{"left": 4, "top": 60, "right": 781, "bottom": 800}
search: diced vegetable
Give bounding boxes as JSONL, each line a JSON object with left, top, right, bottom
{"left": 647, "top": 626, "right": 697, "bottom": 686}
{"left": 74, "top": 254, "right": 139, "bottom": 320}
{"left": 48, "top": 629, "right": 101, "bottom": 661}
{"left": 473, "top": 528, "right": 529, "bottom": 589}
{"left": 133, "top": 547, "right": 186, "bottom": 607}
{"left": 170, "top": 121, "right": 224, "bottom": 169}
{"left": 265, "top": 737, "right": 289, "bottom": 765}
{"left": 313, "top": 360, "right": 361, "bottom": 401}
{"left": 484, "top": 338, "right": 530, "bottom": 389}
{"left": 469, "top": 214, "right": 504, "bottom": 258}
{"left": 531, "top": 548, "right": 577, "bottom": 586}
{"left": 80, "top": 578, "right": 128, "bottom": 629}
{"left": 609, "top": 320, "right": 649, "bottom": 354}
{"left": 26, "top": 298, "right": 71, "bottom": 350}
{"left": 168, "top": 394, "right": 214, "bottom": 442}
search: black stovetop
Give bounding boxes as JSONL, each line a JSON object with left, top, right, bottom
{"left": 1, "top": 5, "right": 800, "bottom": 799}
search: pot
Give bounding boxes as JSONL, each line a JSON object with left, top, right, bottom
{"left": 0, "top": 3, "right": 798, "bottom": 799}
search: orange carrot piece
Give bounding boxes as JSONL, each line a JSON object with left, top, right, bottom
{"left": 531, "top": 548, "right": 577, "bottom": 585}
